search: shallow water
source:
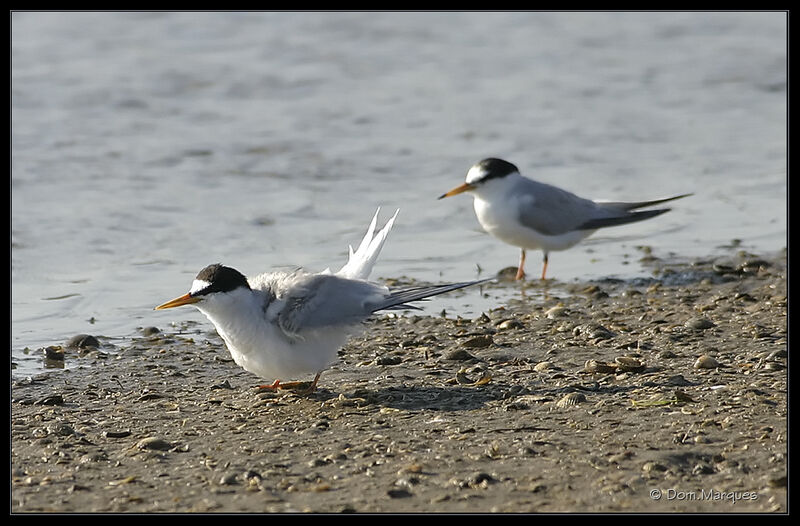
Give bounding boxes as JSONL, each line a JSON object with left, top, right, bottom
{"left": 11, "top": 12, "right": 786, "bottom": 377}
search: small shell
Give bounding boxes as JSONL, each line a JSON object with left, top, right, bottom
{"left": 496, "top": 319, "right": 524, "bottom": 330}
{"left": 584, "top": 359, "right": 617, "bottom": 374}
{"left": 533, "top": 361, "right": 554, "bottom": 372}
{"left": 544, "top": 305, "right": 567, "bottom": 319}
{"left": 556, "top": 392, "right": 587, "bottom": 408}
{"left": 694, "top": 354, "right": 721, "bottom": 369}
{"left": 685, "top": 317, "right": 715, "bottom": 330}
{"left": 455, "top": 369, "right": 492, "bottom": 386}
{"left": 614, "top": 356, "right": 645, "bottom": 373}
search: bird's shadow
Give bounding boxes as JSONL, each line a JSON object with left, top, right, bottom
{"left": 306, "top": 375, "right": 687, "bottom": 411}
{"left": 296, "top": 383, "right": 509, "bottom": 412}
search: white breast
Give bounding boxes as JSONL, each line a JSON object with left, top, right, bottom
{"left": 472, "top": 187, "right": 594, "bottom": 252}
{"left": 195, "top": 288, "right": 345, "bottom": 381}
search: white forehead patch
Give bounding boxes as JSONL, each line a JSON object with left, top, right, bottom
{"left": 465, "top": 165, "right": 488, "bottom": 185}
{"left": 190, "top": 279, "right": 211, "bottom": 295}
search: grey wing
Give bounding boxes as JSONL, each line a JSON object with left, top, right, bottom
{"left": 516, "top": 178, "right": 692, "bottom": 234}
{"left": 514, "top": 178, "right": 605, "bottom": 235}
{"left": 276, "top": 274, "right": 388, "bottom": 337}
{"left": 275, "top": 274, "right": 490, "bottom": 339}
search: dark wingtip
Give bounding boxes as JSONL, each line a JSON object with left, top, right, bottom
{"left": 577, "top": 208, "right": 672, "bottom": 230}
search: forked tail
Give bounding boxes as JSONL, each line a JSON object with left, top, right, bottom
{"left": 335, "top": 208, "right": 400, "bottom": 281}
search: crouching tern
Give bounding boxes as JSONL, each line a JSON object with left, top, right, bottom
{"left": 439, "top": 158, "right": 692, "bottom": 281}
{"left": 155, "top": 209, "right": 487, "bottom": 393}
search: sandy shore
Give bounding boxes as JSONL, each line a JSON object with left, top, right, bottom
{"left": 11, "top": 248, "right": 787, "bottom": 513}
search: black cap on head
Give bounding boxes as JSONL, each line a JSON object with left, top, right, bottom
{"left": 192, "top": 264, "right": 250, "bottom": 296}
{"left": 471, "top": 158, "right": 519, "bottom": 183}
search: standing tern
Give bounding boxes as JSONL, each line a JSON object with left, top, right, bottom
{"left": 155, "top": 209, "right": 487, "bottom": 393}
{"left": 439, "top": 158, "right": 692, "bottom": 281}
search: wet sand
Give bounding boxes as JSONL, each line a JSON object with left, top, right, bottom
{"left": 11, "top": 248, "right": 787, "bottom": 513}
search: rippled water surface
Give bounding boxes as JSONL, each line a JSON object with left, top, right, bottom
{"left": 12, "top": 12, "right": 786, "bottom": 376}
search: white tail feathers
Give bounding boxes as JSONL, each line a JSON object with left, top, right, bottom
{"left": 335, "top": 208, "right": 399, "bottom": 281}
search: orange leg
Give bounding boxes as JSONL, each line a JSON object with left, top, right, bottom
{"left": 540, "top": 253, "right": 549, "bottom": 281}
{"left": 257, "top": 372, "right": 321, "bottom": 394}
{"left": 515, "top": 249, "right": 527, "bottom": 280}
{"left": 258, "top": 379, "right": 283, "bottom": 390}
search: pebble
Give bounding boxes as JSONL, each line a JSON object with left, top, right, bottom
{"left": 469, "top": 472, "right": 497, "bottom": 487}
{"left": 210, "top": 379, "right": 234, "bottom": 390}
{"left": 43, "top": 346, "right": 65, "bottom": 360}
{"left": 47, "top": 422, "right": 75, "bottom": 436}
{"left": 444, "top": 349, "right": 475, "bottom": 361}
{"left": 693, "top": 463, "right": 715, "bottom": 475}
{"left": 376, "top": 355, "right": 403, "bottom": 366}
{"left": 642, "top": 461, "right": 668, "bottom": 473}
{"left": 584, "top": 360, "right": 617, "bottom": 374}
{"left": 141, "top": 327, "right": 161, "bottom": 336}
{"left": 218, "top": 473, "right": 239, "bottom": 485}
{"left": 614, "top": 356, "right": 645, "bottom": 373}
{"left": 135, "top": 437, "right": 173, "bottom": 451}
{"left": 242, "top": 470, "right": 262, "bottom": 482}
{"left": 496, "top": 319, "right": 524, "bottom": 330}
{"left": 394, "top": 476, "right": 421, "bottom": 489}
{"left": 544, "top": 305, "right": 568, "bottom": 319}
{"left": 694, "top": 355, "right": 721, "bottom": 369}
{"left": 739, "top": 258, "right": 770, "bottom": 273}
{"left": 66, "top": 334, "right": 100, "bottom": 349}
{"left": 573, "top": 323, "right": 615, "bottom": 340}
{"left": 685, "top": 317, "right": 715, "bottom": 330}
{"left": 461, "top": 335, "right": 493, "bottom": 349}
{"left": 556, "top": 392, "right": 587, "bottom": 409}
{"left": 34, "top": 394, "right": 64, "bottom": 406}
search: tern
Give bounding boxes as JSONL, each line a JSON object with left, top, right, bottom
{"left": 439, "top": 158, "right": 692, "bottom": 281}
{"left": 155, "top": 209, "right": 487, "bottom": 393}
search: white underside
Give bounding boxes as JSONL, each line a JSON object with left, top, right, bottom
{"left": 196, "top": 284, "right": 353, "bottom": 381}
{"left": 473, "top": 194, "right": 595, "bottom": 253}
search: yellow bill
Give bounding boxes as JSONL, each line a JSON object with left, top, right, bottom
{"left": 438, "top": 182, "right": 475, "bottom": 199}
{"left": 154, "top": 293, "right": 200, "bottom": 310}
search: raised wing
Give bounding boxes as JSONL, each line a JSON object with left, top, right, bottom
{"left": 274, "top": 274, "right": 489, "bottom": 340}
{"left": 275, "top": 273, "right": 388, "bottom": 338}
